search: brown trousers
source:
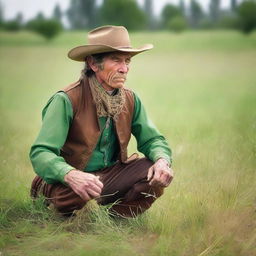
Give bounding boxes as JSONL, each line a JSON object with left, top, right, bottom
{"left": 31, "top": 158, "right": 164, "bottom": 218}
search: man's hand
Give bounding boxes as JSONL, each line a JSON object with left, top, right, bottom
{"left": 64, "top": 170, "right": 103, "bottom": 201}
{"left": 147, "top": 158, "right": 174, "bottom": 187}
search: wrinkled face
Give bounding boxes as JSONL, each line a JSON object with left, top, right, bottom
{"left": 89, "top": 52, "right": 131, "bottom": 91}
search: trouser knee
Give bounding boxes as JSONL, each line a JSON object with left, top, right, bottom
{"left": 110, "top": 184, "right": 164, "bottom": 218}
{"left": 31, "top": 175, "right": 87, "bottom": 216}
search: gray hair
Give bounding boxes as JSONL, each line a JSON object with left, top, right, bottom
{"left": 81, "top": 52, "right": 113, "bottom": 78}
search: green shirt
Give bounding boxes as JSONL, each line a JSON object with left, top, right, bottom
{"left": 30, "top": 91, "right": 172, "bottom": 184}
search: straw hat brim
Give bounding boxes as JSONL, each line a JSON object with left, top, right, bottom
{"left": 68, "top": 43, "right": 153, "bottom": 61}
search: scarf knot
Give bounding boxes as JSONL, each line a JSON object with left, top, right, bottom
{"left": 88, "top": 75, "right": 126, "bottom": 121}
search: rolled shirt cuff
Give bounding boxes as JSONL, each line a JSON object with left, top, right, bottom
{"left": 150, "top": 152, "right": 172, "bottom": 166}
{"left": 58, "top": 165, "right": 76, "bottom": 184}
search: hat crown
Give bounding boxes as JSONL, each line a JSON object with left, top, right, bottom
{"left": 88, "top": 26, "right": 131, "bottom": 48}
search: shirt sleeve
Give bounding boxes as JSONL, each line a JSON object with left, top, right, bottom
{"left": 29, "top": 92, "right": 75, "bottom": 184}
{"left": 131, "top": 92, "right": 172, "bottom": 165}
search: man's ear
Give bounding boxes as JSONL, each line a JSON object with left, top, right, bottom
{"left": 87, "top": 56, "right": 99, "bottom": 72}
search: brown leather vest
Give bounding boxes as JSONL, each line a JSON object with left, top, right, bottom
{"left": 59, "top": 77, "right": 134, "bottom": 170}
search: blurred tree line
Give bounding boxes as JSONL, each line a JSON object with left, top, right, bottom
{"left": 65, "top": 0, "right": 256, "bottom": 34}
{"left": 0, "top": 0, "right": 256, "bottom": 40}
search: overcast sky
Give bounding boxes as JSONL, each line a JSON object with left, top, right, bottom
{"left": 2, "top": 0, "right": 238, "bottom": 23}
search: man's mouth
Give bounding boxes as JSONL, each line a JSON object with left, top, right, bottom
{"left": 115, "top": 77, "right": 126, "bottom": 81}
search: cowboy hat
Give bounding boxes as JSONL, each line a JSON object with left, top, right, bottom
{"left": 68, "top": 25, "right": 153, "bottom": 61}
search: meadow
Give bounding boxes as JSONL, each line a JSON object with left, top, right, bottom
{"left": 0, "top": 30, "right": 255, "bottom": 256}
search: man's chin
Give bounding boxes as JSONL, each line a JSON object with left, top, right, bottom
{"left": 111, "top": 83, "right": 125, "bottom": 89}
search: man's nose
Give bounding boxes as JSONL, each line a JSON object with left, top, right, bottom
{"left": 118, "top": 62, "right": 129, "bottom": 74}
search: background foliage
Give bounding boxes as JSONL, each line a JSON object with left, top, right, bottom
{"left": 101, "top": 0, "right": 146, "bottom": 30}
{"left": 0, "top": 0, "right": 256, "bottom": 35}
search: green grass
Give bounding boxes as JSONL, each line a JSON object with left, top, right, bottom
{"left": 0, "top": 30, "right": 256, "bottom": 256}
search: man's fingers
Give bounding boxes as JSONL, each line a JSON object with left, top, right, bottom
{"left": 147, "top": 166, "right": 154, "bottom": 181}
{"left": 65, "top": 171, "right": 104, "bottom": 201}
{"left": 74, "top": 185, "right": 100, "bottom": 201}
{"left": 167, "top": 167, "right": 174, "bottom": 184}
{"left": 76, "top": 190, "right": 91, "bottom": 201}
{"left": 75, "top": 183, "right": 101, "bottom": 201}
{"left": 149, "top": 167, "right": 174, "bottom": 187}
{"left": 149, "top": 168, "right": 161, "bottom": 186}
{"left": 92, "top": 178, "right": 104, "bottom": 191}
{"left": 159, "top": 172, "right": 169, "bottom": 187}
{"left": 95, "top": 176, "right": 104, "bottom": 189}
{"left": 86, "top": 187, "right": 101, "bottom": 199}
{"left": 88, "top": 182, "right": 103, "bottom": 195}
{"left": 160, "top": 168, "right": 174, "bottom": 187}
{"left": 167, "top": 168, "right": 174, "bottom": 185}
{"left": 147, "top": 160, "right": 174, "bottom": 187}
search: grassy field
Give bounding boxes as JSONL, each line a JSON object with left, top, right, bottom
{"left": 0, "top": 30, "right": 256, "bottom": 256}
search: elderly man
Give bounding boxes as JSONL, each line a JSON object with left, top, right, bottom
{"left": 30, "top": 26, "right": 173, "bottom": 218}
